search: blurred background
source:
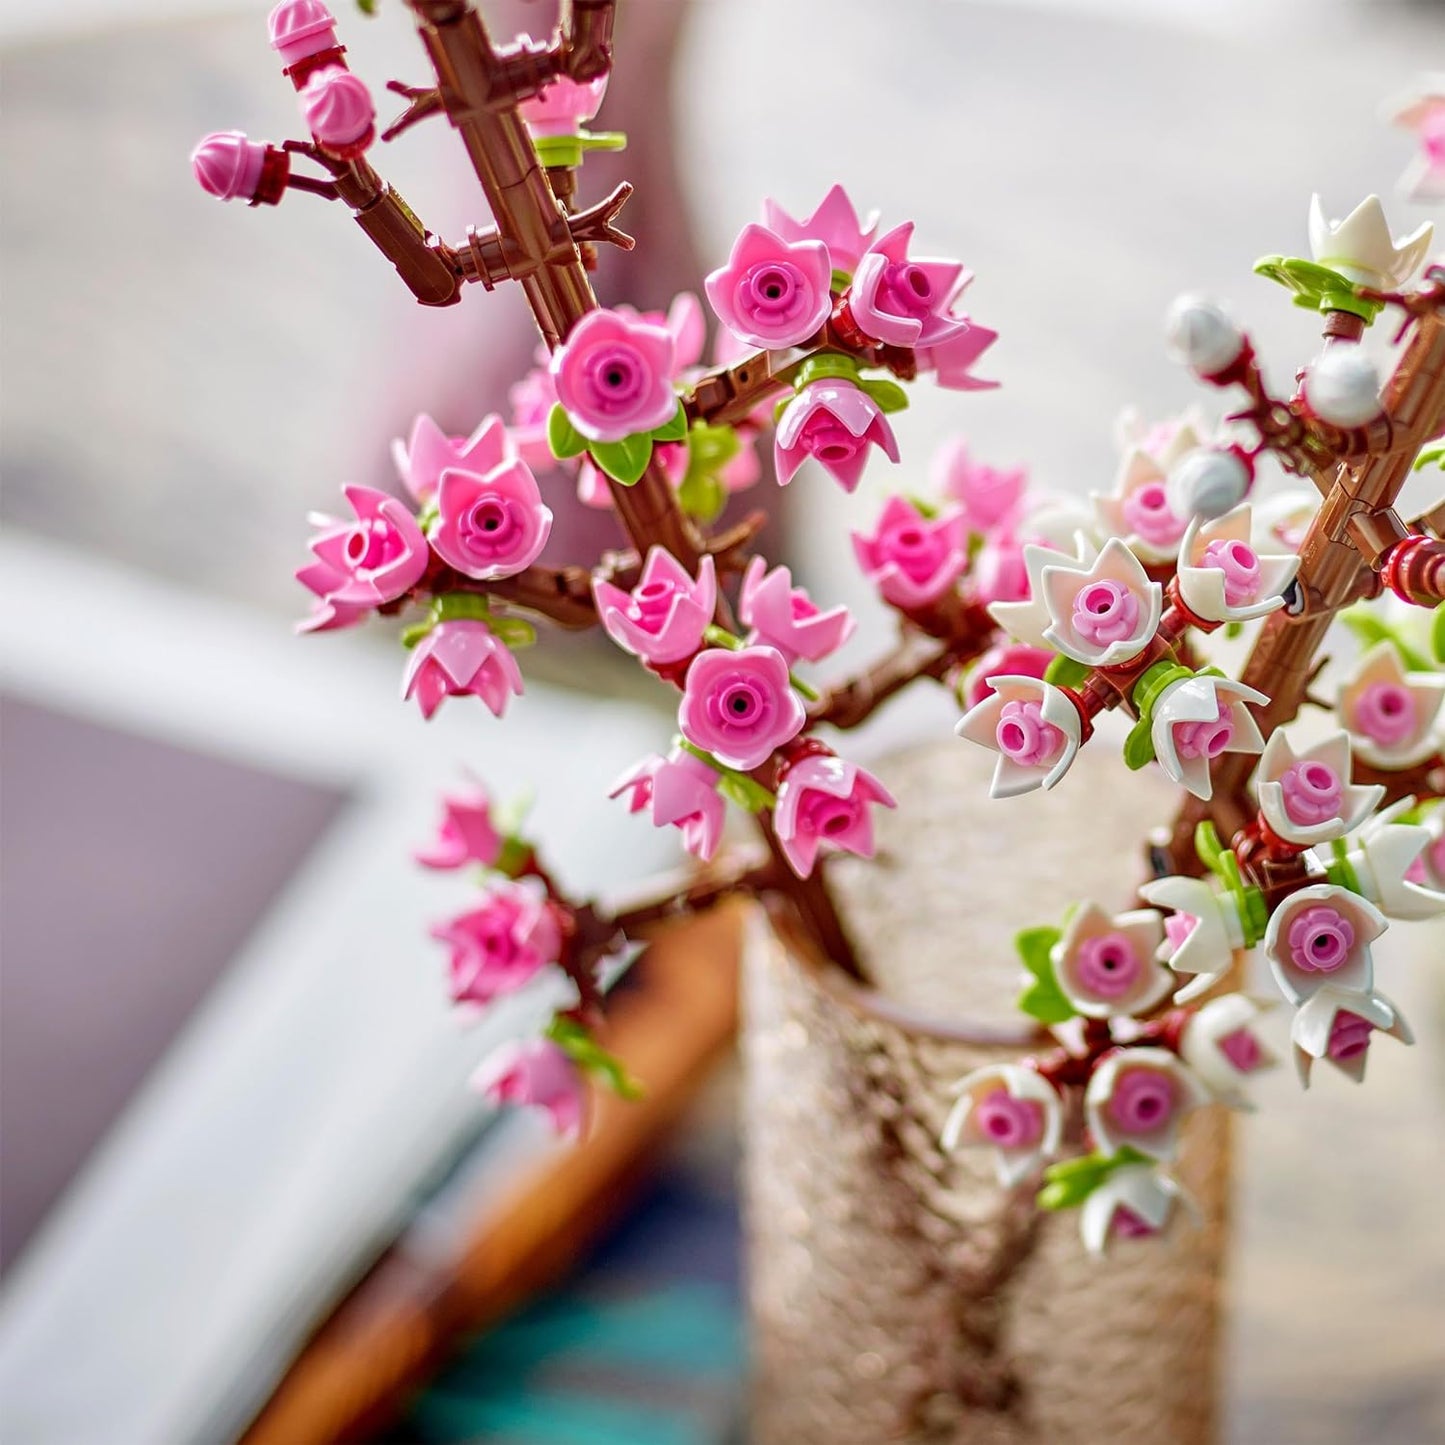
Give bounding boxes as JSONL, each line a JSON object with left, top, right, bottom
{"left": 2, "top": 0, "right": 1443, "bottom": 1441}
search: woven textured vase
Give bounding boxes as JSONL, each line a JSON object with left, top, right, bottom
{"left": 742, "top": 743, "right": 1231, "bottom": 1444}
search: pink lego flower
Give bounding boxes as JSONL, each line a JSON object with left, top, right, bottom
{"left": 851, "top": 496, "right": 968, "bottom": 611}
{"left": 551, "top": 307, "right": 677, "bottom": 443}
{"left": 402, "top": 619, "right": 524, "bottom": 720}
{"left": 471, "top": 1037, "right": 585, "bottom": 1138}
{"left": 932, "top": 439, "right": 1027, "bottom": 535}
{"left": 268, "top": 0, "right": 337, "bottom": 66}
{"left": 507, "top": 360, "right": 561, "bottom": 471}
{"left": 772, "top": 752, "right": 897, "bottom": 878}
{"left": 848, "top": 223, "right": 970, "bottom": 348}
{"left": 414, "top": 785, "right": 503, "bottom": 871}
{"left": 1080, "top": 1165, "right": 1192, "bottom": 1257}
{"left": 609, "top": 746, "right": 727, "bottom": 863}
{"left": 191, "top": 131, "right": 268, "bottom": 202}
{"left": 955, "top": 675, "right": 1085, "bottom": 799}
{"left": 392, "top": 413, "right": 511, "bottom": 506}
{"left": 1255, "top": 730, "right": 1384, "bottom": 848}
{"left": 518, "top": 72, "right": 608, "bottom": 137}
{"left": 705, "top": 224, "right": 832, "bottom": 350}
{"left": 301, "top": 483, "right": 428, "bottom": 622}
{"left": 430, "top": 460, "right": 553, "bottom": 581}
{"left": 593, "top": 548, "right": 717, "bottom": 666}
{"left": 432, "top": 879, "right": 562, "bottom": 1006}
{"left": 761, "top": 183, "right": 879, "bottom": 277}
{"left": 299, "top": 65, "right": 374, "bottom": 151}
{"left": 914, "top": 318, "right": 999, "bottom": 392}
{"left": 1336, "top": 641, "right": 1445, "bottom": 771}
{"left": 963, "top": 643, "right": 1053, "bottom": 708}
{"left": 973, "top": 535, "right": 1030, "bottom": 605}
{"left": 774, "top": 380, "right": 899, "bottom": 492}
{"left": 677, "top": 646, "right": 806, "bottom": 771}
{"left": 738, "top": 556, "right": 855, "bottom": 666}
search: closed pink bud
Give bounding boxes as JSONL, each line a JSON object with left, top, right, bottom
{"left": 300, "top": 66, "right": 374, "bottom": 151}
{"left": 774, "top": 380, "right": 899, "bottom": 493}
{"left": 519, "top": 73, "right": 608, "bottom": 137}
{"left": 414, "top": 787, "right": 503, "bottom": 871}
{"left": 268, "top": 0, "right": 338, "bottom": 65}
{"left": 610, "top": 747, "right": 727, "bottom": 863}
{"left": 402, "top": 620, "right": 524, "bottom": 720}
{"left": 738, "top": 556, "right": 854, "bottom": 666}
{"left": 471, "top": 1038, "right": 584, "bottom": 1138}
{"left": 191, "top": 131, "right": 267, "bottom": 202}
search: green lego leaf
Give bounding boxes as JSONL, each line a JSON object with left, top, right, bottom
{"left": 1122, "top": 713, "right": 1157, "bottom": 771}
{"left": 1253, "top": 255, "right": 1383, "bottom": 324}
{"left": 547, "top": 402, "right": 589, "bottom": 460}
{"left": 1038, "top": 1147, "right": 1149, "bottom": 1211}
{"left": 489, "top": 615, "right": 538, "bottom": 649}
{"left": 1043, "top": 653, "right": 1092, "bottom": 689}
{"left": 547, "top": 1018, "right": 643, "bottom": 1100}
{"left": 651, "top": 400, "right": 689, "bottom": 444}
{"left": 1412, "top": 445, "right": 1445, "bottom": 472}
{"left": 1193, "top": 820, "right": 1226, "bottom": 876}
{"left": 677, "top": 468, "right": 726, "bottom": 524}
{"left": 857, "top": 376, "right": 910, "bottom": 414}
{"left": 1014, "top": 926, "right": 1075, "bottom": 1025}
{"left": 716, "top": 770, "right": 776, "bottom": 814}
{"left": 588, "top": 432, "right": 654, "bottom": 485}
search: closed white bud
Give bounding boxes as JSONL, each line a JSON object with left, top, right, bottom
{"left": 1167, "top": 448, "right": 1252, "bottom": 521}
{"left": 1165, "top": 295, "right": 1245, "bottom": 378}
{"left": 1302, "top": 345, "right": 1383, "bottom": 428}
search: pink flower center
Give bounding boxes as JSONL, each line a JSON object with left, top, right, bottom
{"left": 1111, "top": 1205, "right": 1158, "bottom": 1240}
{"left": 1173, "top": 700, "right": 1235, "bottom": 760}
{"left": 1200, "top": 538, "right": 1261, "bottom": 606}
{"left": 1286, "top": 904, "right": 1354, "bottom": 973}
{"left": 582, "top": 343, "right": 646, "bottom": 414}
{"left": 973, "top": 1089, "right": 1044, "bottom": 1149}
{"left": 1422, "top": 109, "right": 1445, "bottom": 167}
{"left": 879, "top": 262, "right": 935, "bottom": 318}
{"left": 880, "top": 520, "right": 947, "bottom": 585}
{"left": 1074, "top": 932, "right": 1141, "bottom": 998}
{"left": 790, "top": 592, "right": 819, "bottom": 621}
{"left": 1353, "top": 681, "right": 1416, "bottom": 748}
{"left": 1163, "top": 912, "right": 1198, "bottom": 955}
{"left": 1106, "top": 1069, "right": 1177, "bottom": 1136}
{"left": 742, "top": 262, "right": 810, "bottom": 325}
{"left": 800, "top": 414, "right": 861, "bottom": 464}
{"left": 1122, "top": 482, "right": 1187, "bottom": 547}
{"left": 1279, "top": 760, "right": 1344, "bottom": 827}
{"left": 459, "top": 496, "right": 522, "bottom": 556}
{"left": 1327, "top": 1010, "right": 1374, "bottom": 1061}
{"left": 995, "top": 699, "right": 1065, "bottom": 768}
{"left": 1071, "top": 579, "right": 1141, "bottom": 647}
{"left": 345, "top": 517, "right": 403, "bottom": 574}
{"left": 628, "top": 578, "right": 680, "bottom": 631}
{"left": 1217, "top": 1027, "right": 1263, "bottom": 1073}
{"left": 799, "top": 792, "right": 861, "bottom": 842}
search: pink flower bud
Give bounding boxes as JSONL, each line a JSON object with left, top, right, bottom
{"left": 432, "top": 881, "right": 561, "bottom": 1005}
{"left": 772, "top": 752, "right": 896, "bottom": 878}
{"left": 1070, "top": 579, "right": 1141, "bottom": 647}
{"left": 609, "top": 747, "right": 726, "bottom": 863}
{"left": 551, "top": 308, "right": 678, "bottom": 443}
{"left": 1286, "top": 904, "right": 1355, "bottom": 973}
{"left": 1163, "top": 912, "right": 1199, "bottom": 956}
{"left": 1121, "top": 480, "right": 1187, "bottom": 550}
{"left": 593, "top": 548, "right": 716, "bottom": 666}
{"left": 995, "top": 699, "right": 1065, "bottom": 768}
{"left": 402, "top": 619, "right": 524, "bottom": 720}
{"left": 518, "top": 73, "right": 608, "bottom": 137}
{"left": 775, "top": 380, "right": 899, "bottom": 493}
{"left": 1352, "top": 681, "right": 1417, "bottom": 748}
{"left": 1279, "top": 760, "right": 1344, "bottom": 827}
{"left": 299, "top": 483, "right": 428, "bottom": 628}
{"left": 471, "top": 1038, "right": 584, "bottom": 1138}
{"left": 191, "top": 131, "right": 267, "bottom": 202}
{"left": 1217, "top": 1027, "right": 1265, "bottom": 1073}
{"left": 268, "top": 0, "right": 338, "bottom": 66}
{"left": 933, "top": 440, "right": 1027, "bottom": 534}
{"left": 851, "top": 496, "right": 967, "bottom": 611}
{"left": 847, "top": 222, "right": 970, "bottom": 348}
{"left": 1327, "top": 1010, "right": 1374, "bottom": 1061}
{"left": 414, "top": 787, "right": 503, "bottom": 871}
{"left": 431, "top": 460, "right": 552, "bottom": 581}
{"left": 1106, "top": 1068, "right": 1178, "bottom": 1136}
{"left": 300, "top": 66, "right": 374, "bottom": 151}
{"left": 705, "top": 224, "right": 832, "bottom": 349}
{"left": 738, "top": 556, "right": 854, "bottom": 666}
{"left": 1111, "top": 1206, "right": 1159, "bottom": 1241}
{"left": 677, "top": 646, "right": 806, "bottom": 772}
{"left": 972, "top": 1089, "right": 1044, "bottom": 1149}
{"left": 1200, "top": 537, "right": 1261, "bottom": 607}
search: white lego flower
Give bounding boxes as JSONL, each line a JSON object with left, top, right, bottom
{"left": 1176, "top": 504, "right": 1299, "bottom": 624}
{"left": 1328, "top": 797, "right": 1445, "bottom": 922}
{"left": 1080, "top": 1164, "right": 1195, "bottom": 1257}
{"left": 1049, "top": 902, "right": 1173, "bottom": 1019}
{"left": 1084, "top": 1047, "right": 1210, "bottom": 1164}
{"left": 1290, "top": 986, "right": 1413, "bottom": 1087}
{"left": 1151, "top": 673, "right": 1268, "bottom": 801}
{"left": 986, "top": 534, "right": 1095, "bottom": 650}
{"left": 942, "top": 1063, "right": 1064, "bottom": 1187}
{"left": 1252, "top": 490, "right": 1318, "bottom": 553}
{"left": 1139, "top": 873, "right": 1248, "bottom": 1004}
{"left": 1336, "top": 641, "right": 1444, "bottom": 771}
{"left": 1307, "top": 193, "right": 1433, "bottom": 290}
{"left": 955, "top": 675, "right": 1083, "bottom": 799}
{"left": 1255, "top": 730, "right": 1385, "bottom": 848}
{"left": 1180, "top": 993, "right": 1276, "bottom": 1108}
{"left": 1092, "top": 411, "right": 1207, "bottom": 562}
{"left": 1263, "top": 883, "right": 1387, "bottom": 1006}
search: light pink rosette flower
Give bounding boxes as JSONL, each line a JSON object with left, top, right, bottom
{"left": 551, "top": 308, "right": 678, "bottom": 442}
{"left": 1255, "top": 730, "right": 1384, "bottom": 848}
{"left": 963, "top": 643, "right": 1053, "bottom": 708}
{"left": 432, "top": 879, "right": 561, "bottom": 1006}
{"left": 471, "top": 1037, "right": 584, "bottom": 1138}
{"left": 593, "top": 547, "right": 717, "bottom": 666}
{"left": 392, "top": 412, "right": 511, "bottom": 506}
{"left": 1263, "top": 882, "right": 1387, "bottom": 1005}
{"left": 1290, "top": 985, "right": 1413, "bottom": 1087}
{"left": 738, "top": 556, "right": 855, "bottom": 666}
{"left": 299, "top": 65, "right": 374, "bottom": 152}
{"left": 1175, "top": 504, "right": 1298, "bottom": 625}
{"left": 1080, "top": 1165, "right": 1194, "bottom": 1257}
{"left": 1049, "top": 903, "right": 1172, "bottom": 1020}
{"left": 191, "top": 131, "right": 269, "bottom": 203}
{"left": 299, "top": 483, "right": 428, "bottom": 626}
{"left": 614, "top": 292, "right": 707, "bottom": 375}
{"left": 772, "top": 752, "right": 896, "bottom": 878}
{"left": 1084, "top": 1047, "right": 1209, "bottom": 1164}
{"left": 913, "top": 317, "right": 999, "bottom": 392}
{"left": 677, "top": 646, "right": 806, "bottom": 771}
{"left": 430, "top": 460, "right": 553, "bottom": 581}
{"left": 761, "top": 183, "right": 879, "bottom": 276}
{"left": 847, "top": 222, "right": 970, "bottom": 348}
{"left": 942, "top": 1063, "right": 1064, "bottom": 1187}
{"left": 932, "top": 439, "right": 1026, "bottom": 536}
{"left": 414, "top": 785, "right": 503, "bottom": 871}
{"left": 705, "top": 224, "right": 832, "bottom": 350}
{"left": 774, "top": 380, "right": 899, "bottom": 492}
{"left": 1181, "top": 993, "right": 1275, "bottom": 1106}
{"left": 851, "top": 496, "right": 967, "bottom": 611}
{"left": 1139, "top": 873, "right": 1247, "bottom": 1004}
{"left": 1150, "top": 673, "right": 1267, "bottom": 801}
{"left": 609, "top": 746, "right": 727, "bottom": 863}
{"left": 518, "top": 72, "right": 608, "bottom": 136}
{"left": 955, "top": 675, "right": 1084, "bottom": 799}
{"left": 402, "top": 619, "right": 524, "bottom": 720}
{"left": 1336, "top": 641, "right": 1445, "bottom": 771}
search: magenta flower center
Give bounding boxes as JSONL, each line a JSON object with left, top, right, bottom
{"left": 628, "top": 578, "right": 680, "bottom": 631}
{"left": 742, "top": 261, "right": 810, "bottom": 324}
{"left": 799, "top": 791, "right": 861, "bottom": 842}
{"left": 880, "top": 520, "right": 947, "bottom": 584}
{"left": 1111, "top": 1205, "right": 1158, "bottom": 1240}
{"left": 1279, "top": 760, "right": 1344, "bottom": 827}
{"left": 973, "top": 1089, "right": 1044, "bottom": 1149}
{"left": 581, "top": 343, "right": 647, "bottom": 414}
{"left": 880, "top": 261, "right": 935, "bottom": 318}
{"left": 995, "top": 699, "right": 1065, "bottom": 768}
{"left": 800, "top": 414, "right": 860, "bottom": 464}
{"left": 1122, "top": 482, "right": 1186, "bottom": 547}
{"left": 1071, "top": 579, "right": 1141, "bottom": 646}
{"left": 1163, "top": 912, "right": 1198, "bottom": 954}
{"left": 1286, "top": 904, "right": 1354, "bottom": 973}
{"left": 1353, "top": 681, "right": 1416, "bottom": 747}
{"left": 790, "top": 592, "right": 819, "bottom": 621}
{"left": 1327, "top": 1010, "right": 1374, "bottom": 1061}
{"left": 460, "top": 496, "right": 522, "bottom": 555}
{"left": 1217, "top": 1027, "right": 1263, "bottom": 1073}
{"left": 1200, "top": 537, "right": 1261, "bottom": 606}
{"left": 1106, "top": 1069, "right": 1177, "bottom": 1135}
{"left": 1173, "top": 700, "right": 1235, "bottom": 760}
{"left": 1074, "top": 932, "right": 1141, "bottom": 998}
{"left": 345, "top": 517, "right": 403, "bottom": 573}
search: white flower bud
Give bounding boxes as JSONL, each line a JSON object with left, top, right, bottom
{"left": 1166, "top": 447, "right": 1252, "bottom": 521}
{"left": 1165, "top": 295, "right": 1244, "bottom": 378}
{"left": 1302, "top": 345, "right": 1383, "bottom": 428}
